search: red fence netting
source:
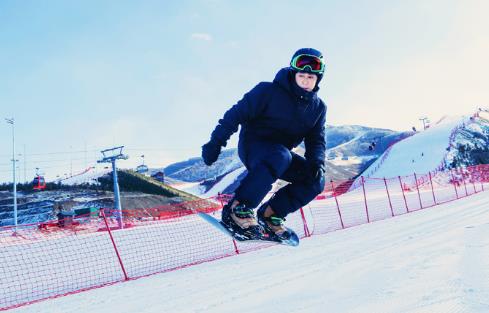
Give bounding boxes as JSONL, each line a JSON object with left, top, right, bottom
{"left": 1, "top": 164, "right": 489, "bottom": 310}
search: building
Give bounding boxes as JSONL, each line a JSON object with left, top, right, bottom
{"left": 151, "top": 171, "right": 165, "bottom": 183}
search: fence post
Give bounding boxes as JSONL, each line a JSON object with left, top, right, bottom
{"left": 361, "top": 176, "right": 370, "bottom": 223}
{"left": 462, "top": 170, "right": 469, "bottom": 196}
{"left": 299, "top": 207, "right": 311, "bottom": 237}
{"left": 470, "top": 170, "right": 477, "bottom": 193}
{"left": 480, "top": 165, "right": 485, "bottom": 191}
{"left": 331, "top": 180, "right": 345, "bottom": 229}
{"left": 217, "top": 193, "right": 224, "bottom": 208}
{"left": 218, "top": 195, "right": 240, "bottom": 254}
{"left": 428, "top": 171, "right": 437, "bottom": 205}
{"left": 399, "top": 176, "right": 409, "bottom": 213}
{"left": 384, "top": 178, "right": 394, "bottom": 217}
{"left": 100, "top": 209, "right": 129, "bottom": 281}
{"left": 414, "top": 173, "right": 423, "bottom": 210}
{"left": 450, "top": 169, "right": 459, "bottom": 199}
{"left": 232, "top": 239, "right": 240, "bottom": 255}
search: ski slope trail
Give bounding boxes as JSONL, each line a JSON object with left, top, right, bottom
{"left": 12, "top": 192, "right": 489, "bottom": 313}
{"left": 362, "top": 116, "right": 467, "bottom": 179}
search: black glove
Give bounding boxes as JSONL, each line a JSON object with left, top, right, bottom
{"left": 306, "top": 162, "right": 325, "bottom": 184}
{"left": 201, "top": 141, "right": 222, "bottom": 166}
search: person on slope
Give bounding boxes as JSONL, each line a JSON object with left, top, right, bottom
{"left": 202, "top": 48, "right": 327, "bottom": 240}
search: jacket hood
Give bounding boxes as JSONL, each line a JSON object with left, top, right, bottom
{"left": 273, "top": 68, "right": 320, "bottom": 101}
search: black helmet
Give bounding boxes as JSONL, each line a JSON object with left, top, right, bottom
{"left": 290, "top": 48, "right": 325, "bottom": 85}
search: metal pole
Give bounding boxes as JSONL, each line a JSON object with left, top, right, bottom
{"left": 384, "top": 178, "right": 394, "bottom": 217}
{"left": 98, "top": 146, "right": 128, "bottom": 230}
{"left": 299, "top": 207, "right": 311, "bottom": 237}
{"left": 23, "top": 144, "right": 26, "bottom": 183}
{"left": 361, "top": 176, "right": 370, "bottom": 223}
{"left": 70, "top": 145, "right": 73, "bottom": 177}
{"left": 462, "top": 170, "right": 469, "bottom": 196}
{"left": 470, "top": 170, "right": 477, "bottom": 194}
{"left": 428, "top": 172, "right": 437, "bottom": 205}
{"left": 399, "top": 176, "right": 409, "bottom": 213}
{"left": 414, "top": 173, "right": 423, "bottom": 210}
{"left": 12, "top": 122, "right": 17, "bottom": 228}
{"left": 5, "top": 118, "right": 18, "bottom": 228}
{"left": 112, "top": 160, "right": 123, "bottom": 229}
{"left": 331, "top": 180, "right": 345, "bottom": 229}
{"left": 100, "top": 209, "right": 129, "bottom": 281}
{"left": 450, "top": 169, "right": 459, "bottom": 199}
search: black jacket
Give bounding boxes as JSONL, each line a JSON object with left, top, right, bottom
{"left": 210, "top": 68, "right": 327, "bottom": 165}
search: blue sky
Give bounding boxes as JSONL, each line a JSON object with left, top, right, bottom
{"left": 1, "top": 0, "right": 488, "bottom": 182}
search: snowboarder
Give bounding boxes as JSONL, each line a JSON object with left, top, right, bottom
{"left": 202, "top": 48, "right": 327, "bottom": 240}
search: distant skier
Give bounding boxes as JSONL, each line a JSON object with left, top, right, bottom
{"left": 201, "top": 48, "right": 327, "bottom": 240}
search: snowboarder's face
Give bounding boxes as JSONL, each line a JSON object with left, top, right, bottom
{"left": 295, "top": 72, "right": 317, "bottom": 92}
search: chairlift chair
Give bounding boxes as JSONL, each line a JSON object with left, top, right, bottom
{"left": 33, "top": 175, "right": 46, "bottom": 191}
{"left": 136, "top": 164, "right": 149, "bottom": 174}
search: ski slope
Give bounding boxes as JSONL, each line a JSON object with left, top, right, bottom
{"left": 362, "top": 116, "right": 468, "bottom": 179}
{"left": 11, "top": 190, "right": 489, "bottom": 313}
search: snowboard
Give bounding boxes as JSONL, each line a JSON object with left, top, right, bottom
{"left": 198, "top": 212, "right": 299, "bottom": 247}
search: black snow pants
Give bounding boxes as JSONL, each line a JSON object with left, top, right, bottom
{"left": 234, "top": 139, "right": 325, "bottom": 218}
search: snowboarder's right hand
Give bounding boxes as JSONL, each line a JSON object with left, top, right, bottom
{"left": 306, "top": 162, "right": 325, "bottom": 184}
{"left": 202, "top": 141, "right": 222, "bottom": 166}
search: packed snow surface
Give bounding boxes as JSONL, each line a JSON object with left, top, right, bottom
{"left": 176, "top": 167, "right": 246, "bottom": 197}
{"left": 363, "top": 116, "right": 468, "bottom": 179}
{"left": 12, "top": 190, "right": 489, "bottom": 313}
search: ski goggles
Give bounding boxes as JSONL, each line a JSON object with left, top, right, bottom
{"left": 290, "top": 54, "right": 325, "bottom": 74}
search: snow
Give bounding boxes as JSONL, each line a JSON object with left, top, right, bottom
{"left": 330, "top": 155, "right": 374, "bottom": 166}
{"left": 10, "top": 190, "right": 489, "bottom": 313}
{"left": 178, "top": 167, "right": 247, "bottom": 198}
{"left": 171, "top": 181, "right": 205, "bottom": 195}
{"left": 330, "top": 134, "right": 363, "bottom": 151}
{"left": 360, "top": 115, "right": 469, "bottom": 180}
{"left": 202, "top": 167, "right": 246, "bottom": 198}
{"left": 4, "top": 112, "right": 488, "bottom": 312}
{"left": 54, "top": 166, "right": 111, "bottom": 186}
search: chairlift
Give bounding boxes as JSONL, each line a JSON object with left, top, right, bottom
{"left": 136, "top": 164, "right": 149, "bottom": 174}
{"left": 136, "top": 154, "right": 149, "bottom": 174}
{"left": 33, "top": 175, "right": 46, "bottom": 191}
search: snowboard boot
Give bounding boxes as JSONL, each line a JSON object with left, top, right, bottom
{"left": 257, "top": 204, "right": 291, "bottom": 240}
{"left": 221, "top": 200, "right": 262, "bottom": 239}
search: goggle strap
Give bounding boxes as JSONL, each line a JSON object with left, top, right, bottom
{"left": 290, "top": 54, "right": 325, "bottom": 73}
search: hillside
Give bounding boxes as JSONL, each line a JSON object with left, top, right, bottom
{"left": 166, "top": 124, "right": 410, "bottom": 197}
{"left": 0, "top": 170, "right": 198, "bottom": 227}
{"left": 358, "top": 112, "right": 487, "bottom": 181}
{"left": 446, "top": 111, "right": 489, "bottom": 168}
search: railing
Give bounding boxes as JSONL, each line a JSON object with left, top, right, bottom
{"left": 1, "top": 164, "right": 489, "bottom": 311}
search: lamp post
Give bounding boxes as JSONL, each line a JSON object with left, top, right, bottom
{"left": 5, "top": 118, "right": 18, "bottom": 229}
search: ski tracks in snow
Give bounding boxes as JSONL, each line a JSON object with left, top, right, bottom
{"left": 461, "top": 221, "right": 489, "bottom": 311}
{"left": 10, "top": 192, "right": 489, "bottom": 313}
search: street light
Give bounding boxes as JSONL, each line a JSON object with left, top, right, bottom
{"left": 5, "top": 118, "right": 18, "bottom": 229}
